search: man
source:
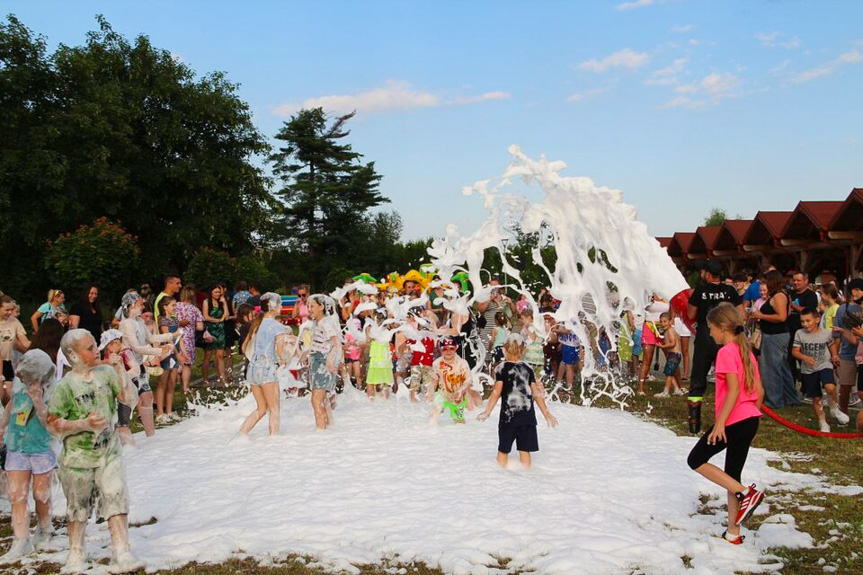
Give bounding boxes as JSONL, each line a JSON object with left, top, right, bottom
{"left": 787, "top": 272, "right": 819, "bottom": 384}
{"left": 832, "top": 278, "right": 863, "bottom": 413}
{"left": 153, "top": 275, "right": 182, "bottom": 324}
{"left": 686, "top": 260, "right": 744, "bottom": 433}
{"left": 246, "top": 283, "right": 262, "bottom": 308}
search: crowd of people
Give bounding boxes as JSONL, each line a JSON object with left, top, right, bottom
{"left": 1, "top": 260, "right": 863, "bottom": 569}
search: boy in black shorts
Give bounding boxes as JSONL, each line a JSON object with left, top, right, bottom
{"left": 477, "top": 334, "right": 557, "bottom": 468}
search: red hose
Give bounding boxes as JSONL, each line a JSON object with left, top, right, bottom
{"left": 761, "top": 405, "right": 863, "bottom": 438}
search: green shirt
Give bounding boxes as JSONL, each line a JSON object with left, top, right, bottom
{"left": 3, "top": 388, "right": 54, "bottom": 454}
{"left": 48, "top": 365, "right": 120, "bottom": 469}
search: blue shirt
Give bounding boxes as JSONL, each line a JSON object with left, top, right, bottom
{"left": 254, "top": 318, "right": 284, "bottom": 361}
{"left": 833, "top": 303, "right": 861, "bottom": 360}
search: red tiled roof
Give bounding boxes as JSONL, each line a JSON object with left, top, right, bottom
{"left": 668, "top": 232, "right": 696, "bottom": 257}
{"left": 722, "top": 220, "right": 753, "bottom": 243}
{"left": 782, "top": 201, "right": 845, "bottom": 239}
{"left": 796, "top": 201, "right": 845, "bottom": 230}
{"left": 742, "top": 211, "right": 794, "bottom": 245}
{"left": 831, "top": 188, "right": 863, "bottom": 231}
{"left": 656, "top": 237, "right": 673, "bottom": 248}
{"left": 696, "top": 225, "right": 722, "bottom": 250}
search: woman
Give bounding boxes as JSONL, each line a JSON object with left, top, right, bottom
{"left": 69, "top": 285, "right": 103, "bottom": 342}
{"left": 239, "top": 293, "right": 287, "bottom": 436}
{"left": 202, "top": 285, "right": 229, "bottom": 386}
{"left": 118, "top": 292, "right": 174, "bottom": 436}
{"left": 1, "top": 295, "right": 31, "bottom": 404}
{"left": 176, "top": 286, "right": 204, "bottom": 394}
{"left": 30, "top": 289, "right": 65, "bottom": 332}
{"left": 220, "top": 283, "right": 237, "bottom": 379}
{"left": 291, "top": 286, "right": 310, "bottom": 324}
{"left": 750, "top": 269, "right": 797, "bottom": 408}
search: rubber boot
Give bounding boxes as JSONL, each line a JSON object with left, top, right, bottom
{"left": 687, "top": 400, "right": 702, "bottom": 434}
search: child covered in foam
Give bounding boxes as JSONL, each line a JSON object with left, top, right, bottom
{"left": 427, "top": 336, "right": 478, "bottom": 424}
{"left": 477, "top": 333, "right": 557, "bottom": 468}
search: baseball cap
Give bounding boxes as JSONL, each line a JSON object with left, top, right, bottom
{"left": 696, "top": 259, "right": 723, "bottom": 276}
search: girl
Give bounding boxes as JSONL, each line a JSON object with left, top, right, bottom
{"left": 819, "top": 283, "right": 842, "bottom": 330}
{"left": 30, "top": 289, "right": 65, "bottom": 332}
{"left": 306, "top": 294, "right": 342, "bottom": 429}
{"left": 202, "top": 285, "right": 229, "bottom": 387}
{"left": 638, "top": 294, "right": 669, "bottom": 395}
{"left": 687, "top": 303, "right": 765, "bottom": 544}
{"left": 477, "top": 334, "right": 557, "bottom": 468}
{"left": 488, "top": 311, "right": 510, "bottom": 373}
{"left": 118, "top": 292, "right": 174, "bottom": 437}
{"left": 519, "top": 308, "right": 545, "bottom": 383}
{"left": 99, "top": 329, "right": 139, "bottom": 446}
{"left": 240, "top": 293, "right": 287, "bottom": 436}
{"left": 1, "top": 295, "right": 30, "bottom": 405}
{"left": 176, "top": 286, "right": 204, "bottom": 394}
{"left": 236, "top": 302, "right": 256, "bottom": 382}
{"left": 364, "top": 309, "right": 394, "bottom": 400}
{"left": 27, "top": 318, "right": 65, "bottom": 381}
{"left": 0, "top": 350, "right": 57, "bottom": 563}
{"left": 157, "top": 297, "right": 189, "bottom": 422}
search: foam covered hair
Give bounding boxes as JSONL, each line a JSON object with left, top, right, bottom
{"left": 15, "top": 349, "right": 55, "bottom": 387}
{"left": 60, "top": 328, "right": 94, "bottom": 361}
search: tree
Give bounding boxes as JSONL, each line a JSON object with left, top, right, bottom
{"left": 44, "top": 218, "right": 140, "bottom": 303}
{"left": 184, "top": 248, "right": 238, "bottom": 290}
{"left": 269, "top": 108, "right": 387, "bottom": 288}
{"left": 0, "top": 15, "right": 272, "bottom": 297}
{"left": 703, "top": 208, "right": 743, "bottom": 227}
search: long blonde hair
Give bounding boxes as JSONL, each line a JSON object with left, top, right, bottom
{"left": 707, "top": 302, "right": 756, "bottom": 394}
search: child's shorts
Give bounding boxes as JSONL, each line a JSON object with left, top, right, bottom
{"left": 246, "top": 357, "right": 278, "bottom": 386}
{"left": 663, "top": 352, "right": 682, "bottom": 376}
{"left": 4, "top": 450, "right": 57, "bottom": 475}
{"left": 801, "top": 368, "right": 835, "bottom": 398}
{"left": 309, "top": 352, "right": 338, "bottom": 392}
{"left": 561, "top": 344, "right": 580, "bottom": 365}
{"left": 133, "top": 365, "right": 151, "bottom": 394}
{"left": 59, "top": 454, "right": 130, "bottom": 523}
{"left": 409, "top": 364, "right": 433, "bottom": 392}
{"left": 498, "top": 425, "right": 538, "bottom": 454}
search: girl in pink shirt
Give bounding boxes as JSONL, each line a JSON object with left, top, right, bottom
{"left": 687, "top": 303, "right": 765, "bottom": 545}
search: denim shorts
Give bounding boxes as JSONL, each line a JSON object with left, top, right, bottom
{"left": 309, "top": 352, "right": 338, "bottom": 392}
{"left": 247, "top": 357, "right": 279, "bottom": 386}
{"left": 4, "top": 450, "right": 58, "bottom": 475}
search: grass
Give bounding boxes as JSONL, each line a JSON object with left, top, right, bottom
{"left": 1, "top": 372, "right": 861, "bottom": 574}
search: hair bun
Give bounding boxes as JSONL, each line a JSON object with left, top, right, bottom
{"left": 734, "top": 325, "right": 745, "bottom": 335}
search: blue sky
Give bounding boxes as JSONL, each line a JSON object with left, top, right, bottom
{"left": 7, "top": 1, "right": 863, "bottom": 241}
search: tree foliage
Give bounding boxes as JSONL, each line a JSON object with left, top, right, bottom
{"left": 0, "top": 15, "right": 272, "bottom": 297}
{"left": 44, "top": 218, "right": 139, "bottom": 302}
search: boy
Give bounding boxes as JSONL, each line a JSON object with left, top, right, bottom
{"left": 655, "top": 312, "right": 685, "bottom": 397}
{"left": 47, "top": 329, "right": 143, "bottom": 574}
{"left": 427, "top": 336, "right": 475, "bottom": 424}
{"left": 553, "top": 320, "right": 582, "bottom": 390}
{"left": 792, "top": 308, "right": 850, "bottom": 432}
{"left": 477, "top": 334, "right": 558, "bottom": 468}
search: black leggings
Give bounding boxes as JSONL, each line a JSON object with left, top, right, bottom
{"left": 687, "top": 416, "right": 759, "bottom": 482}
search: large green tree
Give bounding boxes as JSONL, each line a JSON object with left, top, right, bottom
{"left": 0, "top": 15, "right": 272, "bottom": 297}
{"left": 269, "top": 107, "right": 387, "bottom": 288}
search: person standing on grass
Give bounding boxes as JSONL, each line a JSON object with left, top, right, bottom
{"left": 69, "top": 285, "right": 103, "bottom": 343}
{"left": 153, "top": 275, "right": 182, "bottom": 325}
{"left": 687, "top": 303, "right": 765, "bottom": 546}
{"left": 477, "top": 334, "right": 557, "bottom": 469}
{"left": 156, "top": 297, "right": 189, "bottom": 423}
{"left": 202, "top": 285, "right": 229, "bottom": 387}
{"left": 750, "top": 270, "right": 796, "bottom": 409}
{"left": 176, "top": 286, "right": 204, "bottom": 394}
{"left": 687, "top": 260, "right": 744, "bottom": 434}
{"left": 1, "top": 295, "right": 31, "bottom": 404}
{"left": 30, "top": 289, "right": 66, "bottom": 332}
{"left": 832, "top": 278, "right": 863, "bottom": 414}
{"left": 787, "top": 272, "right": 819, "bottom": 384}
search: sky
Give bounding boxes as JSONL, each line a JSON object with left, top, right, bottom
{"left": 6, "top": 0, "right": 863, "bottom": 242}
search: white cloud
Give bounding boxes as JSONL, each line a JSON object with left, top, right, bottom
{"left": 755, "top": 31, "right": 801, "bottom": 49}
{"left": 272, "top": 81, "right": 510, "bottom": 117}
{"left": 671, "top": 24, "right": 694, "bottom": 33}
{"left": 616, "top": 0, "right": 656, "bottom": 11}
{"left": 645, "top": 57, "right": 687, "bottom": 86}
{"left": 579, "top": 48, "right": 650, "bottom": 73}
{"left": 792, "top": 48, "right": 862, "bottom": 83}
{"left": 567, "top": 87, "right": 611, "bottom": 103}
{"left": 769, "top": 59, "right": 790, "bottom": 75}
{"left": 662, "top": 72, "right": 740, "bottom": 109}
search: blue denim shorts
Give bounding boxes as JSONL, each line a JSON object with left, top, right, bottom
{"left": 247, "top": 357, "right": 279, "bottom": 386}
{"left": 4, "top": 450, "right": 58, "bottom": 475}
{"left": 309, "top": 352, "right": 338, "bottom": 392}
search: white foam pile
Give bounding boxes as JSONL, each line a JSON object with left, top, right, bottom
{"left": 3, "top": 389, "right": 853, "bottom": 574}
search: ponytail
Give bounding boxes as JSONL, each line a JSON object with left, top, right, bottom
{"left": 707, "top": 303, "right": 756, "bottom": 394}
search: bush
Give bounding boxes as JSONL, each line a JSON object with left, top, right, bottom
{"left": 185, "top": 248, "right": 238, "bottom": 290}
{"left": 45, "top": 218, "right": 140, "bottom": 301}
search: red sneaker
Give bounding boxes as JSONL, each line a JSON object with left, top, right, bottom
{"left": 735, "top": 484, "right": 764, "bottom": 526}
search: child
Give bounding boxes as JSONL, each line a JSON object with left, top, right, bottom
{"left": 47, "top": 329, "right": 143, "bottom": 573}
{"left": 553, "top": 320, "right": 581, "bottom": 391}
{"left": 306, "top": 294, "right": 342, "bottom": 430}
{"left": 477, "top": 334, "right": 557, "bottom": 468}
{"left": 240, "top": 293, "right": 287, "bottom": 437}
{"left": 157, "top": 296, "right": 189, "bottom": 423}
{"left": 427, "top": 336, "right": 474, "bottom": 424}
{"left": 99, "top": 329, "right": 140, "bottom": 447}
{"left": 488, "top": 311, "right": 510, "bottom": 372}
{"left": 407, "top": 313, "right": 435, "bottom": 403}
{"left": 687, "top": 303, "right": 765, "bottom": 545}
{"left": 0, "top": 350, "right": 57, "bottom": 563}
{"left": 655, "top": 312, "right": 685, "bottom": 397}
{"left": 519, "top": 309, "right": 545, "bottom": 383}
{"left": 819, "top": 284, "right": 841, "bottom": 330}
{"left": 364, "top": 310, "right": 394, "bottom": 400}
{"left": 792, "top": 308, "right": 850, "bottom": 431}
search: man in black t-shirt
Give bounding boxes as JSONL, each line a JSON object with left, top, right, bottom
{"left": 686, "top": 260, "right": 744, "bottom": 433}
{"left": 787, "top": 272, "right": 819, "bottom": 383}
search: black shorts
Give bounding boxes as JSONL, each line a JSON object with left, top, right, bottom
{"left": 857, "top": 364, "right": 863, "bottom": 392}
{"left": 687, "top": 416, "right": 759, "bottom": 482}
{"left": 801, "top": 369, "right": 835, "bottom": 398}
{"left": 2, "top": 360, "right": 13, "bottom": 382}
{"left": 498, "top": 425, "right": 539, "bottom": 454}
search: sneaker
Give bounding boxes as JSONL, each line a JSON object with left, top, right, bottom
{"left": 830, "top": 406, "right": 850, "bottom": 425}
{"left": 722, "top": 530, "right": 745, "bottom": 545}
{"left": 673, "top": 388, "right": 686, "bottom": 396}
{"left": 819, "top": 419, "right": 831, "bottom": 433}
{"left": 0, "top": 538, "right": 34, "bottom": 564}
{"left": 849, "top": 394, "right": 862, "bottom": 408}
{"left": 801, "top": 397, "right": 813, "bottom": 404}
{"left": 109, "top": 549, "right": 145, "bottom": 574}
{"left": 167, "top": 412, "right": 181, "bottom": 422}
{"left": 735, "top": 484, "right": 764, "bottom": 526}
{"left": 61, "top": 548, "right": 88, "bottom": 574}
{"left": 155, "top": 414, "right": 170, "bottom": 425}
{"left": 654, "top": 391, "right": 670, "bottom": 398}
